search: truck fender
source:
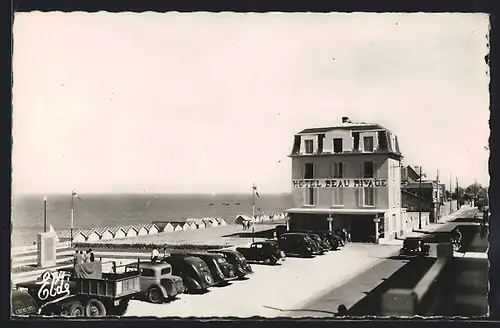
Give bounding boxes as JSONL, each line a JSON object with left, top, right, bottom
{"left": 156, "top": 284, "right": 170, "bottom": 298}
{"left": 38, "top": 294, "right": 78, "bottom": 314}
{"left": 184, "top": 276, "right": 202, "bottom": 290}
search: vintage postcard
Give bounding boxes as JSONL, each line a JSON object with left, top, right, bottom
{"left": 11, "top": 12, "right": 490, "bottom": 318}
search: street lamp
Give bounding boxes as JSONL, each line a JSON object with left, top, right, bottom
{"left": 43, "top": 196, "right": 47, "bottom": 233}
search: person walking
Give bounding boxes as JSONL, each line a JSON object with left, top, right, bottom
{"left": 75, "top": 250, "right": 83, "bottom": 264}
{"left": 83, "top": 250, "right": 90, "bottom": 263}
{"left": 89, "top": 249, "right": 95, "bottom": 262}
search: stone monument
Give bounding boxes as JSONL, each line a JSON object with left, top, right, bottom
{"left": 37, "top": 231, "right": 58, "bottom": 268}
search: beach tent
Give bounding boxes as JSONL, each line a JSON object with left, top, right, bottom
{"left": 144, "top": 223, "right": 160, "bottom": 235}
{"left": 172, "top": 223, "right": 183, "bottom": 232}
{"left": 73, "top": 231, "right": 87, "bottom": 243}
{"left": 86, "top": 229, "right": 101, "bottom": 242}
{"left": 202, "top": 219, "right": 213, "bottom": 228}
{"left": 208, "top": 218, "right": 219, "bottom": 227}
{"left": 234, "top": 215, "right": 252, "bottom": 225}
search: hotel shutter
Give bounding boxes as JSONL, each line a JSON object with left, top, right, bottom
{"left": 378, "top": 131, "right": 388, "bottom": 151}
{"left": 342, "top": 162, "right": 347, "bottom": 178}
{"left": 353, "top": 132, "right": 360, "bottom": 151}
{"left": 292, "top": 135, "right": 301, "bottom": 154}
{"left": 317, "top": 134, "right": 325, "bottom": 154}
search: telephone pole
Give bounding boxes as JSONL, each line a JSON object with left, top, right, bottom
{"left": 436, "top": 169, "right": 440, "bottom": 221}
{"left": 418, "top": 166, "right": 422, "bottom": 230}
{"left": 43, "top": 196, "right": 47, "bottom": 233}
{"left": 449, "top": 174, "right": 452, "bottom": 214}
{"left": 456, "top": 177, "right": 460, "bottom": 210}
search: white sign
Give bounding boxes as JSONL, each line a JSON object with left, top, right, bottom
{"left": 292, "top": 178, "right": 388, "bottom": 188}
{"left": 36, "top": 271, "right": 71, "bottom": 301}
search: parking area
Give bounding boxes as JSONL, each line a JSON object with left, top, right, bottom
{"left": 123, "top": 243, "right": 399, "bottom": 318}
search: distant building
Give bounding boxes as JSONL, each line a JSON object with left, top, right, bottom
{"left": 202, "top": 219, "right": 213, "bottom": 228}
{"left": 186, "top": 218, "right": 207, "bottom": 229}
{"left": 235, "top": 215, "right": 252, "bottom": 225}
{"left": 172, "top": 223, "right": 184, "bottom": 232}
{"left": 285, "top": 117, "right": 404, "bottom": 243}
{"left": 122, "top": 225, "right": 138, "bottom": 237}
{"left": 144, "top": 224, "right": 160, "bottom": 235}
{"left": 95, "top": 227, "right": 114, "bottom": 240}
{"left": 109, "top": 226, "right": 127, "bottom": 239}
{"left": 152, "top": 221, "right": 174, "bottom": 233}
{"left": 72, "top": 231, "right": 87, "bottom": 243}
{"left": 216, "top": 218, "right": 227, "bottom": 226}
{"left": 136, "top": 225, "right": 149, "bottom": 236}
{"left": 402, "top": 179, "right": 442, "bottom": 222}
{"left": 84, "top": 229, "right": 101, "bottom": 242}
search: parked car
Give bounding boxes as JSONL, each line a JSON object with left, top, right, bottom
{"left": 162, "top": 255, "right": 214, "bottom": 294}
{"left": 315, "top": 231, "right": 341, "bottom": 250}
{"left": 277, "top": 232, "right": 315, "bottom": 258}
{"left": 236, "top": 241, "right": 285, "bottom": 265}
{"left": 172, "top": 252, "right": 237, "bottom": 286}
{"left": 124, "top": 261, "right": 185, "bottom": 304}
{"left": 208, "top": 249, "right": 253, "bottom": 279}
{"left": 288, "top": 231, "right": 326, "bottom": 254}
{"left": 262, "top": 240, "right": 287, "bottom": 261}
{"left": 11, "top": 289, "right": 39, "bottom": 316}
{"left": 292, "top": 230, "right": 333, "bottom": 251}
{"left": 399, "top": 237, "right": 431, "bottom": 257}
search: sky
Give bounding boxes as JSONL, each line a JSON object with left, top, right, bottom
{"left": 12, "top": 12, "right": 490, "bottom": 195}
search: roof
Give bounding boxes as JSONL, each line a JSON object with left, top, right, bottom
{"left": 235, "top": 214, "right": 252, "bottom": 221}
{"left": 121, "top": 225, "right": 139, "bottom": 232}
{"left": 403, "top": 181, "right": 439, "bottom": 189}
{"left": 298, "top": 123, "right": 385, "bottom": 134}
{"left": 93, "top": 227, "right": 111, "bottom": 236}
{"left": 285, "top": 208, "right": 386, "bottom": 215}
{"left": 186, "top": 218, "right": 205, "bottom": 223}
{"left": 108, "top": 226, "right": 127, "bottom": 234}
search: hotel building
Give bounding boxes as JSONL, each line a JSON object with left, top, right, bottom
{"left": 285, "top": 117, "right": 404, "bottom": 243}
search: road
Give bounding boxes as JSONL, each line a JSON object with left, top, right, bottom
{"left": 124, "top": 243, "right": 400, "bottom": 318}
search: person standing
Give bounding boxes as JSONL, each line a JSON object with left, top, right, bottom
{"left": 151, "top": 248, "right": 159, "bottom": 263}
{"left": 75, "top": 250, "right": 83, "bottom": 264}
{"left": 83, "top": 250, "right": 90, "bottom": 263}
{"left": 89, "top": 249, "right": 95, "bottom": 262}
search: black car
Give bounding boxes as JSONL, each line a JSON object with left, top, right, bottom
{"left": 236, "top": 241, "right": 285, "bottom": 265}
{"left": 208, "top": 250, "right": 253, "bottom": 279}
{"left": 289, "top": 231, "right": 327, "bottom": 254}
{"left": 171, "top": 252, "right": 237, "bottom": 286}
{"left": 277, "top": 233, "right": 315, "bottom": 258}
{"left": 399, "top": 237, "right": 431, "bottom": 257}
{"left": 11, "top": 289, "right": 39, "bottom": 316}
{"left": 162, "top": 255, "right": 214, "bottom": 293}
{"left": 315, "top": 231, "right": 341, "bottom": 250}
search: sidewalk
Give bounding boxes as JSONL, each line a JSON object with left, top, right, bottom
{"left": 406, "top": 205, "right": 474, "bottom": 238}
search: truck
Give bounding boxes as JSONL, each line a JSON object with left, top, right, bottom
{"left": 15, "top": 260, "right": 141, "bottom": 317}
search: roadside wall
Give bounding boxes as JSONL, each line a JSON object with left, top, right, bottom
{"left": 440, "top": 200, "right": 458, "bottom": 218}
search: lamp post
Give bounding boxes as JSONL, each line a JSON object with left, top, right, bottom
{"left": 43, "top": 196, "right": 47, "bottom": 233}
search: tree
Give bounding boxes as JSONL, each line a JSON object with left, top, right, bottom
{"left": 464, "top": 183, "right": 488, "bottom": 200}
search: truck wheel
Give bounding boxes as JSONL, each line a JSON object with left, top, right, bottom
{"left": 85, "top": 299, "right": 107, "bottom": 317}
{"left": 147, "top": 287, "right": 164, "bottom": 304}
{"left": 69, "top": 303, "right": 85, "bottom": 317}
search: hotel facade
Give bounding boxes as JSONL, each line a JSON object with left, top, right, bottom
{"left": 285, "top": 117, "right": 404, "bottom": 244}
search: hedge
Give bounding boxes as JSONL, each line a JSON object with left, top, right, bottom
{"left": 73, "top": 242, "right": 230, "bottom": 251}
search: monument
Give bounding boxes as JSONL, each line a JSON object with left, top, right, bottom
{"left": 37, "top": 231, "right": 58, "bottom": 268}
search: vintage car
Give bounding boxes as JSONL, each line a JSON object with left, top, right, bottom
{"left": 290, "top": 230, "right": 332, "bottom": 252}
{"left": 124, "top": 261, "right": 185, "bottom": 304}
{"left": 315, "top": 230, "right": 341, "bottom": 250}
{"left": 171, "top": 252, "right": 237, "bottom": 286}
{"left": 208, "top": 249, "right": 253, "bottom": 279}
{"left": 11, "top": 289, "right": 39, "bottom": 316}
{"left": 277, "top": 232, "right": 315, "bottom": 258}
{"left": 236, "top": 241, "right": 285, "bottom": 265}
{"left": 16, "top": 261, "right": 141, "bottom": 317}
{"left": 162, "top": 255, "right": 214, "bottom": 294}
{"left": 399, "top": 237, "right": 431, "bottom": 257}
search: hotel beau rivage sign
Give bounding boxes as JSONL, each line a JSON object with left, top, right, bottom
{"left": 292, "top": 178, "right": 388, "bottom": 188}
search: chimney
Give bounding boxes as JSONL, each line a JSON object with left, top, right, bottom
{"left": 342, "top": 116, "right": 349, "bottom": 123}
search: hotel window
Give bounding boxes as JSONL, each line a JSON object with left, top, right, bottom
{"left": 363, "top": 161, "right": 375, "bottom": 178}
{"left": 304, "top": 163, "right": 314, "bottom": 179}
{"left": 304, "top": 139, "right": 314, "bottom": 154}
{"left": 332, "top": 162, "right": 345, "bottom": 179}
{"left": 364, "top": 187, "right": 375, "bottom": 206}
{"left": 363, "top": 136, "right": 374, "bottom": 152}
{"left": 333, "top": 138, "right": 343, "bottom": 153}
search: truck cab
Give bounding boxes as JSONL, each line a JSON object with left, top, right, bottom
{"left": 125, "top": 261, "right": 185, "bottom": 304}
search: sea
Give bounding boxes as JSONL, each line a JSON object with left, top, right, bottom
{"left": 11, "top": 193, "right": 293, "bottom": 247}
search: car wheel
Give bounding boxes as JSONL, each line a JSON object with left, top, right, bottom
{"left": 68, "top": 303, "right": 85, "bottom": 317}
{"left": 147, "top": 287, "right": 164, "bottom": 304}
{"left": 85, "top": 299, "right": 106, "bottom": 317}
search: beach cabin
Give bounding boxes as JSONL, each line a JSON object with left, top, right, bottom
{"left": 208, "top": 218, "right": 219, "bottom": 227}
{"left": 122, "top": 225, "right": 139, "bottom": 237}
{"left": 235, "top": 215, "right": 252, "bottom": 225}
{"left": 171, "top": 223, "right": 184, "bottom": 232}
{"left": 153, "top": 222, "right": 174, "bottom": 233}
{"left": 187, "top": 218, "right": 206, "bottom": 229}
{"left": 86, "top": 229, "right": 101, "bottom": 242}
{"left": 185, "top": 221, "right": 196, "bottom": 230}
{"left": 216, "top": 218, "right": 227, "bottom": 226}
{"left": 72, "top": 230, "right": 87, "bottom": 243}
{"left": 136, "top": 224, "right": 149, "bottom": 236}
{"left": 95, "top": 227, "right": 114, "bottom": 240}
{"left": 57, "top": 229, "right": 72, "bottom": 241}
{"left": 144, "top": 223, "right": 160, "bottom": 235}
{"left": 202, "top": 219, "right": 213, "bottom": 228}
{"left": 109, "top": 226, "right": 127, "bottom": 239}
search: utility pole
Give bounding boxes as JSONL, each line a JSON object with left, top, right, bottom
{"left": 436, "top": 169, "right": 440, "bottom": 221}
{"left": 449, "top": 174, "right": 452, "bottom": 214}
{"left": 43, "top": 196, "right": 47, "bottom": 233}
{"left": 418, "top": 166, "right": 422, "bottom": 230}
{"left": 252, "top": 183, "right": 256, "bottom": 243}
{"left": 456, "top": 177, "right": 460, "bottom": 210}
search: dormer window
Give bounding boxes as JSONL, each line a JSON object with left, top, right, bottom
{"left": 333, "top": 138, "right": 343, "bottom": 153}
{"left": 363, "top": 136, "right": 374, "bottom": 152}
{"left": 304, "top": 140, "right": 314, "bottom": 154}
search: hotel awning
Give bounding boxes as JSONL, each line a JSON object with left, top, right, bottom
{"left": 285, "top": 208, "right": 387, "bottom": 215}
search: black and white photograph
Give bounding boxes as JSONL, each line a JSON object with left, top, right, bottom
{"left": 10, "top": 12, "right": 490, "bottom": 318}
